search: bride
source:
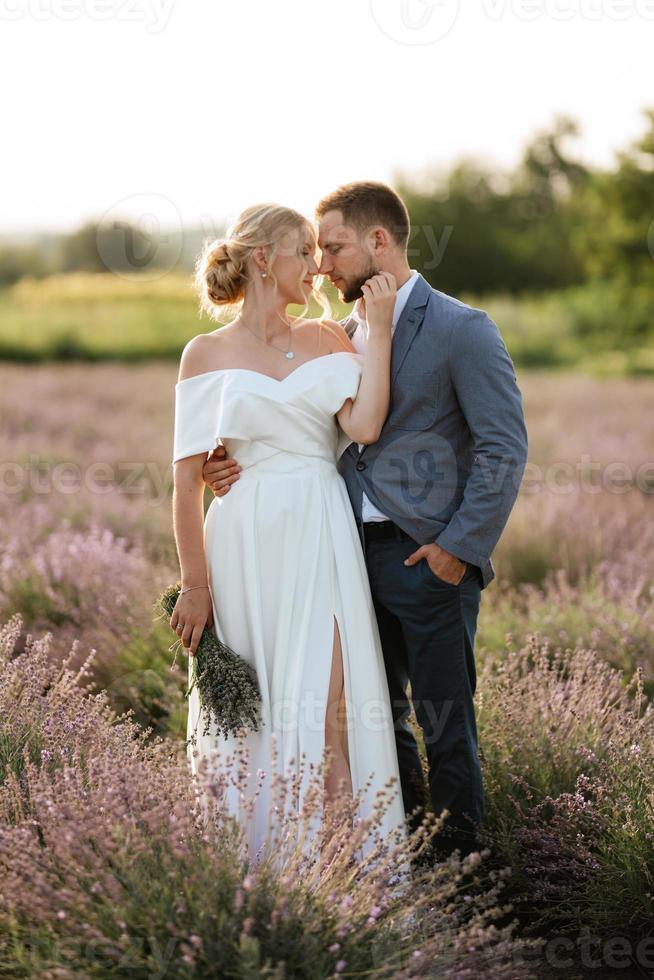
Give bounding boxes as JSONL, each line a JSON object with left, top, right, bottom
{"left": 170, "top": 203, "right": 406, "bottom": 863}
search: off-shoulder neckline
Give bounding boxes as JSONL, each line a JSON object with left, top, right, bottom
{"left": 175, "top": 350, "right": 362, "bottom": 387}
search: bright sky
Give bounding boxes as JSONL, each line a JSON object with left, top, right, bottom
{"left": 1, "top": 0, "right": 652, "bottom": 234}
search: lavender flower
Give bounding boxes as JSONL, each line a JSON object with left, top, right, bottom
{"left": 156, "top": 582, "right": 262, "bottom": 743}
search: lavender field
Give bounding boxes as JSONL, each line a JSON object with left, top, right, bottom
{"left": 1, "top": 362, "right": 653, "bottom": 978}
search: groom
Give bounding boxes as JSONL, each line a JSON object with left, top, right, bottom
{"left": 202, "top": 181, "right": 528, "bottom": 860}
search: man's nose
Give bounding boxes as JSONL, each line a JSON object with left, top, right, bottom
{"left": 318, "top": 255, "right": 332, "bottom": 274}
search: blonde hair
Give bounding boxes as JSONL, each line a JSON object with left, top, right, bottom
{"left": 194, "top": 203, "right": 331, "bottom": 322}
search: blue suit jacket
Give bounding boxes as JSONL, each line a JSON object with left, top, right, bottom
{"left": 337, "top": 273, "right": 528, "bottom": 589}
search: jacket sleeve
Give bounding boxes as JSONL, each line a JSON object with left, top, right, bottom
{"left": 434, "top": 310, "right": 528, "bottom": 567}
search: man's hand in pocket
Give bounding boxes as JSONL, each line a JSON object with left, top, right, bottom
{"left": 404, "top": 543, "right": 467, "bottom": 585}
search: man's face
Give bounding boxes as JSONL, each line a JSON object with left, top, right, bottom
{"left": 317, "top": 209, "right": 378, "bottom": 304}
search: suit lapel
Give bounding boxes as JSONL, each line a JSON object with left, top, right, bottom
{"left": 390, "top": 274, "right": 431, "bottom": 386}
{"left": 354, "top": 274, "right": 432, "bottom": 460}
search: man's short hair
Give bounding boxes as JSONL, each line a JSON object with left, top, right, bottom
{"left": 316, "top": 181, "right": 410, "bottom": 250}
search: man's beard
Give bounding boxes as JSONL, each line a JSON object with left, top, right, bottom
{"left": 340, "top": 262, "right": 378, "bottom": 304}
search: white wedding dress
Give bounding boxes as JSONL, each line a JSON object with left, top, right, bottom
{"left": 173, "top": 350, "right": 406, "bottom": 863}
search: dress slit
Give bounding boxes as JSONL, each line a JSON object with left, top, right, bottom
{"left": 324, "top": 615, "right": 352, "bottom": 799}
{"left": 323, "top": 531, "right": 353, "bottom": 810}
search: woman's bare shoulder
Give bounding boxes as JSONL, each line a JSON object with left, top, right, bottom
{"left": 315, "top": 318, "right": 357, "bottom": 354}
{"left": 177, "top": 331, "right": 225, "bottom": 383}
{"left": 287, "top": 315, "right": 354, "bottom": 355}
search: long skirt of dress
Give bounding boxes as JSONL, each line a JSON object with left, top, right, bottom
{"left": 186, "top": 453, "right": 407, "bottom": 868}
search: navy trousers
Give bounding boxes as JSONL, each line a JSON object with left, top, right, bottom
{"left": 358, "top": 520, "right": 485, "bottom": 858}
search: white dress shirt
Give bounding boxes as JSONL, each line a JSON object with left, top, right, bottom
{"left": 348, "top": 269, "right": 420, "bottom": 523}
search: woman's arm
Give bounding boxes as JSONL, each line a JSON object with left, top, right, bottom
{"left": 334, "top": 272, "right": 395, "bottom": 445}
{"left": 171, "top": 454, "right": 214, "bottom": 656}
{"left": 173, "top": 454, "right": 209, "bottom": 590}
{"left": 170, "top": 336, "right": 216, "bottom": 655}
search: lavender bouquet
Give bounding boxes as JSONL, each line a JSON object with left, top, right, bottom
{"left": 156, "top": 582, "right": 262, "bottom": 747}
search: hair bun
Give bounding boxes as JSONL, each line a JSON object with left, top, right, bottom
{"left": 196, "top": 237, "right": 245, "bottom": 312}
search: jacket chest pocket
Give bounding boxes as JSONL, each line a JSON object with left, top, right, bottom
{"left": 390, "top": 369, "right": 440, "bottom": 430}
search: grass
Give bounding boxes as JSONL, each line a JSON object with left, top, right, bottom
{"left": 1, "top": 271, "right": 652, "bottom": 375}
{"left": 0, "top": 272, "right": 350, "bottom": 362}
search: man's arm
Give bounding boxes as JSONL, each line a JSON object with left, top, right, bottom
{"left": 435, "top": 310, "right": 528, "bottom": 568}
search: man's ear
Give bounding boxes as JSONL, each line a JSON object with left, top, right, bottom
{"left": 371, "top": 226, "right": 391, "bottom": 256}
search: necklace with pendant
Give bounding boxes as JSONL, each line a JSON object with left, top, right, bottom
{"left": 241, "top": 318, "right": 295, "bottom": 359}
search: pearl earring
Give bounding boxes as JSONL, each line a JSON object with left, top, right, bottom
{"left": 261, "top": 271, "right": 267, "bottom": 278}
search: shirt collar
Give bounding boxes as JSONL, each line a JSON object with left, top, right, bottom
{"left": 350, "top": 269, "right": 420, "bottom": 330}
